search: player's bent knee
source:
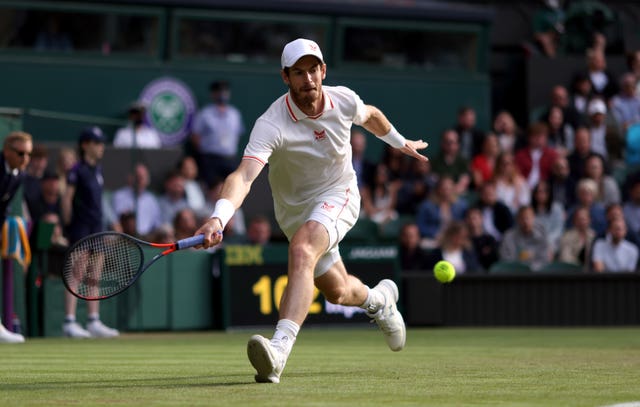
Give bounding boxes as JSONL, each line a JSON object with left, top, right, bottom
{"left": 289, "top": 241, "right": 316, "bottom": 262}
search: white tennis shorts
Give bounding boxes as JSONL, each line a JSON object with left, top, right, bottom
{"left": 276, "top": 187, "right": 360, "bottom": 278}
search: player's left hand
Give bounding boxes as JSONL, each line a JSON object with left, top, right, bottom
{"left": 399, "top": 139, "right": 429, "bottom": 162}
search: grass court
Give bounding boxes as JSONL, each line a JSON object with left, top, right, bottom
{"left": 2, "top": 327, "right": 639, "bottom": 406}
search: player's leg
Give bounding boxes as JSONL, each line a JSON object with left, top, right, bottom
{"left": 314, "top": 255, "right": 406, "bottom": 352}
{"left": 248, "top": 219, "right": 329, "bottom": 383}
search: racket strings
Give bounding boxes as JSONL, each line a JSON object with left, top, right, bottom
{"left": 63, "top": 234, "right": 143, "bottom": 298}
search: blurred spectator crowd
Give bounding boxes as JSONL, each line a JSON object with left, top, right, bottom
{"left": 375, "top": 19, "right": 640, "bottom": 274}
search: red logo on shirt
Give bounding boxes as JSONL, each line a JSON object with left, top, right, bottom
{"left": 314, "top": 129, "right": 326, "bottom": 141}
{"left": 321, "top": 202, "right": 334, "bottom": 211}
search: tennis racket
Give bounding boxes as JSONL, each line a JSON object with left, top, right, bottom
{"left": 62, "top": 231, "right": 206, "bottom": 300}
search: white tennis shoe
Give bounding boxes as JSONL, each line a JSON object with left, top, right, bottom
{"left": 367, "top": 279, "right": 406, "bottom": 351}
{"left": 247, "top": 335, "right": 286, "bottom": 383}
{"left": 87, "top": 320, "right": 119, "bottom": 338}
{"left": 63, "top": 321, "right": 91, "bottom": 339}
{"left": 0, "top": 323, "right": 25, "bottom": 343}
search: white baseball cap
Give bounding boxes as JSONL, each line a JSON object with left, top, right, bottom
{"left": 281, "top": 38, "right": 324, "bottom": 69}
{"left": 587, "top": 99, "right": 607, "bottom": 115}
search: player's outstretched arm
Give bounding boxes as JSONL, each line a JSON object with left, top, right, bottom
{"left": 195, "top": 158, "right": 264, "bottom": 248}
{"left": 361, "top": 105, "right": 429, "bottom": 162}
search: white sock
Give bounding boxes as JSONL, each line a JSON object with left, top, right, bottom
{"left": 88, "top": 313, "right": 100, "bottom": 322}
{"left": 65, "top": 315, "right": 76, "bottom": 323}
{"left": 271, "top": 319, "right": 299, "bottom": 356}
{"left": 360, "top": 286, "right": 385, "bottom": 314}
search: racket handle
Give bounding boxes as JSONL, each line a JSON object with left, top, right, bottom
{"left": 176, "top": 234, "right": 205, "bottom": 250}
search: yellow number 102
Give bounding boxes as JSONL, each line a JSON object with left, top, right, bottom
{"left": 252, "top": 275, "right": 322, "bottom": 315}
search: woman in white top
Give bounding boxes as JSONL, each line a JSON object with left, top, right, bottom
{"left": 492, "top": 151, "right": 531, "bottom": 215}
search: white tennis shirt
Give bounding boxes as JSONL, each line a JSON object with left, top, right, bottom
{"left": 243, "top": 85, "right": 368, "bottom": 220}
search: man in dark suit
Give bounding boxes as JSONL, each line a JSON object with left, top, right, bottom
{"left": 0, "top": 131, "right": 33, "bottom": 344}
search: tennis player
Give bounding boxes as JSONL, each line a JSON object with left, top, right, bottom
{"left": 195, "top": 38, "right": 429, "bottom": 383}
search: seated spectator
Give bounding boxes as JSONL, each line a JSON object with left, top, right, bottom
{"left": 396, "top": 158, "right": 435, "bottom": 215}
{"left": 515, "top": 122, "right": 558, "bottom": 189}
{"left": 425, "top": 220, "right": 481, "bottom": 274}
{"left": 416, "top": 175, "right": 468, "bottom": 244}
{"left": 470, "top": 132, "right": 500, "bottom": 189}
{"left": 148, "top": 223, "right": 175, "bottom": 244}
{"left": 111, "top": 163, "right": 162, "bottom": 238}
{"left": 177, "top": 155, "right": 206, "bottom": 212}
{"left": 173, "top": 207, "right": 198, "bottom": 241}
{"left": 244, "top": 215, "right": 272, "bottom": 246}
{"left": 531, "top": 180, "right": 566, "bottom": 253}
{"left": 601, "top": 203, "right": 640, "bottom": 249}
{"left": 566, "top": 178, "right": 607, "bottom": 236}
{"left": 583, "top": 47, "right": 619, "bottom": 102}
{"left": 626, "top": 123, "right": 640, "bottom": 166}
{"left": 473, "top": 180, "right": 514, "bottom": 242}
{"left": 626, "top": 49, "right": 640, "bottom": 96}
{"left": 586, "top": 98, "right": 619, "bottom": 161}
{"left": 27, "top": 170, "right": 64, "bottom": 248}
{"left": 567, "top": 126, "right": 608, "bottom": 183}
{"left": 569, "top": 73, "right": 592, "bottom": 119}
{"left": 430, "top": 129, "right": 471, "bottom": 195}
{"left": 398, "top": 222, "right": 430, "bottom": 271}
{"left": 157, "top": 170, "right": 189, "bottom": 226}
{"left": 453, "top": 106, "right": 485, "bottom": 159}
{"left": 623, "top": 177, "right": 640, "bottom": 244}
{"left": 558, "top": 206, "right": 595, "bottom": 271}
{"left": 493, "top": 151, "right": 531, "bottom": 215}
{"left": 583, "top": 153, "right": 621, "bottom": 206}
{"left": 35, "top": 15, "right": 73, "bottom": 52}
{"left": 113, "top": 102, "right": 163, "bottom": 149}
{"left": 591, "top": 218, "right": 639, "bottom": 272}
{"left": 492, "top": 110, "right": 523, "bottom": 154}
{"left": 119, "top": 211, "right": 138, "bottom": 237}
{"left": 549, "top": 155, "right": 577, "bottom": 209}
{"left": 610, "top": 72, "right": 640, "bottom": 133}
{"left": 465, "top": 207, "right": 499, "bottom": 272}
{"left": 361, "top": 163, "right": 399, "bottom": 226}
{"left": 544, "top": 106, "right": 574, "bottom": 153}
{"left": 499, "top": 206, "right": 551, "bottom": 272}
{"left": 25, "top": 169, "right": 60, "bottom": 228}
{"left": 540, "top": 85, "right": 584, "bottom": 131}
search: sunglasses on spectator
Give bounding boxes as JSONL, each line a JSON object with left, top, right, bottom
{"left": 11, "top": 147, "right": 32, "bottom": 157}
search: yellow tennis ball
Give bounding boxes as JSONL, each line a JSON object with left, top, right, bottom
{"left": 433, "top": 260, "right": 456, "bottom": 283}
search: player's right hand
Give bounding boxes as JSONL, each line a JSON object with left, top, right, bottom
{"left": 194, "top": 217, "right": 224, "bottom": 249}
